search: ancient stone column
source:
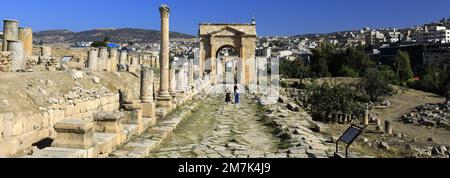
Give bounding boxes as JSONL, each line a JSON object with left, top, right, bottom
{"left": 87, "top": 49, "right": 98, "bottom": 72}
{"left": 118, "top": 50, "right": 127, "bottom": 71}
{"left": 176, "top": 67, "right": 186, "bottom": 92}
{"left": 41, "top": 46, "right": 52, "bottom": 57}
{"left": 18, "top": 27, "right": 33, "bottom": 58}
{"left": 141, "top": 66, "right": 154, "bottom": 103}
{"left": 188, "top": 60, "right": 195, "bottom": 91}
{"left": 363, "top": 109, "right": 369, "bottom": 126}
{"left": 176, "top": 66, "right": 187, "bottom": 105}
{"left": 140, "top": 66, "right": 156, "bottom": 119}
{"left": 385, "top": 120, "right": 393, "bottom": 135}
{"left": 2, "top": 19, "right": 19, "bottom": 51}
{"left": 98, "top": 47, "right": 108, "bottom": 71}
{"left": 132, "top": 55, "right": 139, "bottom": 66}
{"left": 119, "top": 50, "right": 127, "bottom": 65}
{"left": 109, "top": 48, "right": 118, "bottom": 72}
{"left": 157, "top": 4, "right": 172, "bottom": 112}
{"left": 169, "top": 69, "right": 178, "bottom": 108}
{"left": 8, "top": 40, "right": 26, "bottom": 72}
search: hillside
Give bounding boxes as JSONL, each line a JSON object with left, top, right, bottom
{"left": 33, "top": 28, "right": 196, "bottom": 44}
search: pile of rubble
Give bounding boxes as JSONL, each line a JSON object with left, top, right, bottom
{"left": 0, "top": 51, "right": 12, "bottom": 72}
{"left": 48, "top": 86, "right": 113, "bottom": 105}
{"left": 38, "top": 56, "right": 59, "bottom": 71}
{"left": 401, "top": 102, "right": 450, "bottom": 129}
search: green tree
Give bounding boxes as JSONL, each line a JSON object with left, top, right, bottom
{"left": 344, "top": 47, "right": 374, "bottom": 74}
{"left": 306, "top": 82, "right": 363, "bottom": 122}
{"left": 394, "top": 50, "right": 414, "bottom": 82}
{"left": 91, "top": 41, "right": 107, "bottom": 47}
{"left": 280, "top": 57, "right": 311, "bottom": 79}
{"left": 310, "top": 47, "right": 332, "bottom": 77}
{"left": 103, "top": 36, "right": 110, "bottom": 43}
{"left": 358, "top": 68, "right": 395, "bottom": 102}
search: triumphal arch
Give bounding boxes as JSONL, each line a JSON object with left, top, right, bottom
{"left": 198, "top": 23, "right": 257, "bottom": 86}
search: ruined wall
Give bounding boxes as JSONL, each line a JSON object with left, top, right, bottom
{"left": 32, "top": 47, "right": 89, "bottom": 63}
{"left": 0, "top": 71, "right": 140, "bottom": 156}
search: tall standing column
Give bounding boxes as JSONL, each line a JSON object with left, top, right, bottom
{"left": 188, "top": 60, "right": 194, "bottom": 91}
{"left": 157, "top": 4, "right": 172, "bottom": 112}
{"left": 2, "top": 19, "right": 19, "bottom": 51}
{"left": 18, "top": 27, "right": 33, "bottom": 58}
{"left": 87, "top": 49, "right": 98, "bottom": 72}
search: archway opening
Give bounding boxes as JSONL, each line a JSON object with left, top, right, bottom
{"left": 217, "top": 46, "right": 240, "bottom": 84}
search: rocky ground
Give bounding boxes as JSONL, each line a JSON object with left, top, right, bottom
{"left": 401, "top": 102, "right": 450, "bottom": 129}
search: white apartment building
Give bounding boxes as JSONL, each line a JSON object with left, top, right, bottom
{"left": 412, "top": 26, "right": 450, "bottom": 44}
{"left": 274, "top": 50, "right": 293, "bottom": 58}
{"left": 365, "top": 30, "right": 385, "bottom": 46}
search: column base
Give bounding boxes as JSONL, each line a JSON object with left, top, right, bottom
{"left": 157, "top": 96, "right": 172, "bottom": 113}
{"left": 142, "top": 102, "right": 156, "bottom": 119}
{"left": 177, "top": 92, "right": 186, "bottom": 105}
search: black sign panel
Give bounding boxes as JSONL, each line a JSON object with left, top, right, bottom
{"left": 339, "top": 126, "right": 363, "bottom": 144}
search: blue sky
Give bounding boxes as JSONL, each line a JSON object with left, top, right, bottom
{"left": 1, "top": 0, "right": 449, "bottom": 36}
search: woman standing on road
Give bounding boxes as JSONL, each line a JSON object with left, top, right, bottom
{"left": 234, "top": 88, "right": 240, "bottom": 104}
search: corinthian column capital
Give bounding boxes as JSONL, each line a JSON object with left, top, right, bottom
{"left": 159, "top": 4, "right": 171, "bottom": 18}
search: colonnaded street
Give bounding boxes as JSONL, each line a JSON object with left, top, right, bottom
{"left": 151, "top": 94, "right": 280, "bottom": 158}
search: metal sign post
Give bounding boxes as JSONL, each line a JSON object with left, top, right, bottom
{"left": 335, "top": 124, "right": 367, "bottom": 158}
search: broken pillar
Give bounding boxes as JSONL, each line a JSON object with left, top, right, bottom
{"left": 176, "top": 66, "right": 186, "bottom": 104}
{"left": 87, "top": 49, "right": 98, "bottom": 72}
{"left": 363, "top": 109, "right": 369, "bottom": 126}
{"left": 8, "top": 40, "right": 26, "bottom": 72}
{"left": 123, "top": 102, "right": 145, "bottom": 134}
{"left": 128, "top": 55, "right": 139, "bottom": 73}
{"left": 385, "top": 120, "right": 393, "bottom": 135}
{"left": 18, "top": 27, "right": 32, "bottom": 58}
{"left": 169, "top": 69, "right": 178, "bottom": 109}
{"left": 188, "top": 59, "right": 195, "bottom": 93}
{"left": 2, "top": 19, "right": 19, "bottom": 51}
{"left": 52, "top": 119, "right": 94, "bottom": 149}
{"left": 98, "top": 47, "right": 108, "bottom": 71}
{"left": 108, "top": 48, "right": 118, "bottom": 72}
{"left": 41, "top": 46, "right": 52, "bottom": 57}
{"left": 140, "top": 66, "right": 156, "bottom": 119}
{"left": 118, "top": 50, "right": 127, "bottom": 71}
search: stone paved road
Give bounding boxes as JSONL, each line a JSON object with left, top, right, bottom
{"left": 150, "top": 94, "right": 281, "bottom": 158}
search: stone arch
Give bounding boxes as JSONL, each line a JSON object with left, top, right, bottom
{"left": 216, "top": 45, "right": 240, "bottom": 59}
{"left": 199, "top": 23, "right": 256, "bottom": 86}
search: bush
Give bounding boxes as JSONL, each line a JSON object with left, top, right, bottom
{"left": 306, "top": 82, "right": 364, "bottom": 122}
{"left": 338, "top": 65, "right": 359, "bottom": 77}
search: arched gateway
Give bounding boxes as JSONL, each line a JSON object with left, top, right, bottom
{"left": 198, "top": 23, "right": 257, "bottom": 86}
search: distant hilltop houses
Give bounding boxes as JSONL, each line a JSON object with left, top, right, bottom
{"left": 255, "top": 17, "right": 450, "bottom": 72}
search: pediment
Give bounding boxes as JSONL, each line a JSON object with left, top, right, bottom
{"left": 209, "top": 27, "right": 245, "bottom": 36}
